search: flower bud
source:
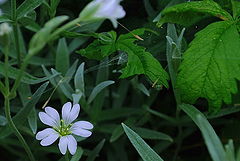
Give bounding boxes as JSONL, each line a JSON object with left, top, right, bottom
{"left": 79, "top": 0, "right": 126, "bottom": 28}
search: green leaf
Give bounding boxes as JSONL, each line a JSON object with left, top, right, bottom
{"left": 132, "top": 127, "right": 173, "bottom": 142}
{"left": 16, "top": 0, "right": 44, "bottom": 19}
{"left": 180, "top": 104, "right": 227, "bottom": 161}
{"left": 76, "top": 31, "right": 117, "bottom": 60}
{"left": 177, "top": 21, "right": 240, "bottom": 111}
{"left": 122, "top": 123, "right": 164, "bottom": 161}
{"left": 0, "top": 61, "right": 58, "bottom": 84}
{"left": 70, "top": 147, "right": 83, "bottom": 161}
{"left": 77, "top": 29, "right": 169, "bottom": 88}
{"left": 86, "top": 139, "right": 105, "bottom": 161}
{"left": 87, "top": 80, "right": 115, "bottom": 104}
{"left": 56, "top": 38, "right": 70, "bottom": 75}
{"left": 155, "top": 1, "right": 232, "bottom": 27}
{"left": 225, "top": 139, "right": 235, "bottom": 161}
{"left": 28, "top": 16, "right": 68, "bottom": 56}
{"left": 117, "top": 29, "right": 169, "bottom": 88}
{"left": 28, "top": 108, "right": 37, "bottom": 134}
{"left": 231, "top": 0, "right": 240, "bottom": 19}
{"left": 74, "top": 63, "right": 85, "bottom": 93}
{"left": 0, "top": 82, "right": 49, "bottom": 138}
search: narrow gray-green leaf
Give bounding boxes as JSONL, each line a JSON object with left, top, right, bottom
{"left": 70, "top": 147, "right": 83, "bottom": 161}
{"left": 56, "top": 38, "right": 70, "bottom": 75}
{"left": 86, "top": 139, "right": 105, "bottom": 161}
{"left": 180, "top": 104, "right": 227, "bottom": 161}
{"left": 122, "top": 123, "right": 164, "bottom": 161}
{"left": 17, "top": 0, "right": 44, "bottom": 19}
{"left": 87, "top": 80, "right": 114, "bottom": 104}
{"left": 74, "top": 63, "right": 85, "bottom": 93}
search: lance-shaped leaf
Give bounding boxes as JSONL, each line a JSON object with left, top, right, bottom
{"left": 155, "top": 1, "right": 232, "bottom": 27}
{"left": 177, "top": 21, "right": 240, "bottom": 112}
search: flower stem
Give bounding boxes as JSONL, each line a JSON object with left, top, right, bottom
{"left": 4, "top": 97, "right": 36, "bottom": 161}
{"left": 3, "top": 29, "right": 35, "bottom": 161}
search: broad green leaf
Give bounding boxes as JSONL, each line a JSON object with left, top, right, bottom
{"left": 77, "top": 29, "right": 169, "bottom": 87}
{"left": 16, "top": 0, "right": 44, "bottom": 19}
{"left": 28, "top": 16, "right": 68, "bottom": 56}
{"left": 76, "top": 31, "right": 117, "bottom": 60}
{"left": 87, "top": 80, "right": 115, "bottom": 104}
{"left": 70, "top": 147, "right": 83, "bottom": 161}
{"left": 19, "top": 17, "right": 41, "bottom": 32}
{"left": 122, "top": 123, "right": 164, "bottom": 161}
{"left": 0, "top": 61, "right": 58, "bottom": 84}
{"left": 0, "top": 82, "right": 49, "bottom": 138}
{"left": 155, "top": 1, "right": 232, "bottom": 27}
{"left": 177, "top": 21, "right": 240, "bottom": 111}
{"left": 133, "top": 127, "right": 173, "bottom": 142}
{"left": 86, "top": 139, "right": 105, "bottom": 161}
{"left": 231, "top": 0, "right": 240, "bottom": 18}
{"left": 56, "top": 38, "right": 70, "bottom": 75}
{"left": 117, "top": 29, "right": 169, "bottom": 87}
{"left": 74, "top": 63, "right": 85, "bottom": 93}
{"left": 180, "top": 104, "right": 227, "bottom": 161}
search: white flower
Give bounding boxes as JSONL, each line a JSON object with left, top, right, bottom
{"left": 80, "top": 0, "right": 126, "bottom": 28}
{"left": 0, "top": 23, "right": 12, "bottom": 36}
{"left": 36, "top": 102, "right": 93, "bottom": 155}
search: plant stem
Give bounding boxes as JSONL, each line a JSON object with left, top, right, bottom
{"left": 3, "top": 30, "right": 35, "bottom": 161}
{"left": 4, "top": 97, "right": 36, "bottom": 161}
{"left": 11, "top": 0, "right": 21, "bottom": 66}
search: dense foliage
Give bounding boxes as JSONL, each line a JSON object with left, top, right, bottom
{"left": 1, "top": 0, "right": 240, "bottom": 161}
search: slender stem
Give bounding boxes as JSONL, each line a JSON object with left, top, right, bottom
{"left": 13, "top": 23, "right": 22, "bottom": 66}
{"left": 11, "top": 0, "right": 21, "bottom": 66}
{"left": 49, "top": 17, "right": 81, "bottom": 41}
{"left": 4, "top": 97, "right": 36, "bottom": 161}
{"left": 11, "top": 0, "right": 16, "bottom": 20}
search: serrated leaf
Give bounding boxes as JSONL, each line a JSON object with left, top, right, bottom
{"left": 56, "top": 38, "right": 70, "bottom": 75}
{"left": 156, "top": 1, "right": 232, "bottom": 27}
{"left": 122, "top": 123, "right": 164, "bottom": 161}
{"left": 117, "top": 29, "right": 169, "bottom": 87}
{"left": 76, "top": 31, "right": 117, "bottom": 60}
{"left": 180, "top": 104, "right": 227, "bottom": 161}
{"left": 177, "top": 21, "right": 240, "bottom": 111}
{"left": 16, "top": 0, "right": 44, "bottom": 19}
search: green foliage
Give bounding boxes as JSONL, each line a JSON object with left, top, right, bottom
{"left": 180, "top": 104, "right": 227, "bottom": 161}
{"left": 122, "top": 123, "right": 164, "bottom": 161}
{"left": 155, "top": 0, "right": 232, "bottom": 27}
{"left": 177, "top": 21, "right": 240, "bottom": 111}
{"left": 77, "top": 29, "right": 169, "bottom": 87}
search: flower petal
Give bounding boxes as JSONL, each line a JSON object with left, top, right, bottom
{"left": 39, "top": 112, "right": 56, "bottom": 127}
{"left": 58, "top": 136, "right": 68, "bottom": 155}
{"left": 45, "top": 107, "right": 60, "bottom": 126}
{"left": 40, "top": 132, "right": 59, "bottom": 146}
{"left": 67, "top": 104, "right": 80, "bottom": 124}
{"left": 71, "top": 128, "right": 92, "bottom": 137}
{"left": 67, "top": 135, "right": 77, "bottom": 155}
{"left": 36, "top": 128, "right": 57, "bottom": 140}
{"left": 71, "top": 121, "right": 93, "bottom": 130}
{"left": 62, "top": 102, "right": 72, "bottom": 124}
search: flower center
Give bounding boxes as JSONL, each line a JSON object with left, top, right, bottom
{"left": 54, "top": 119, "right": 72, "bottom": 136}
